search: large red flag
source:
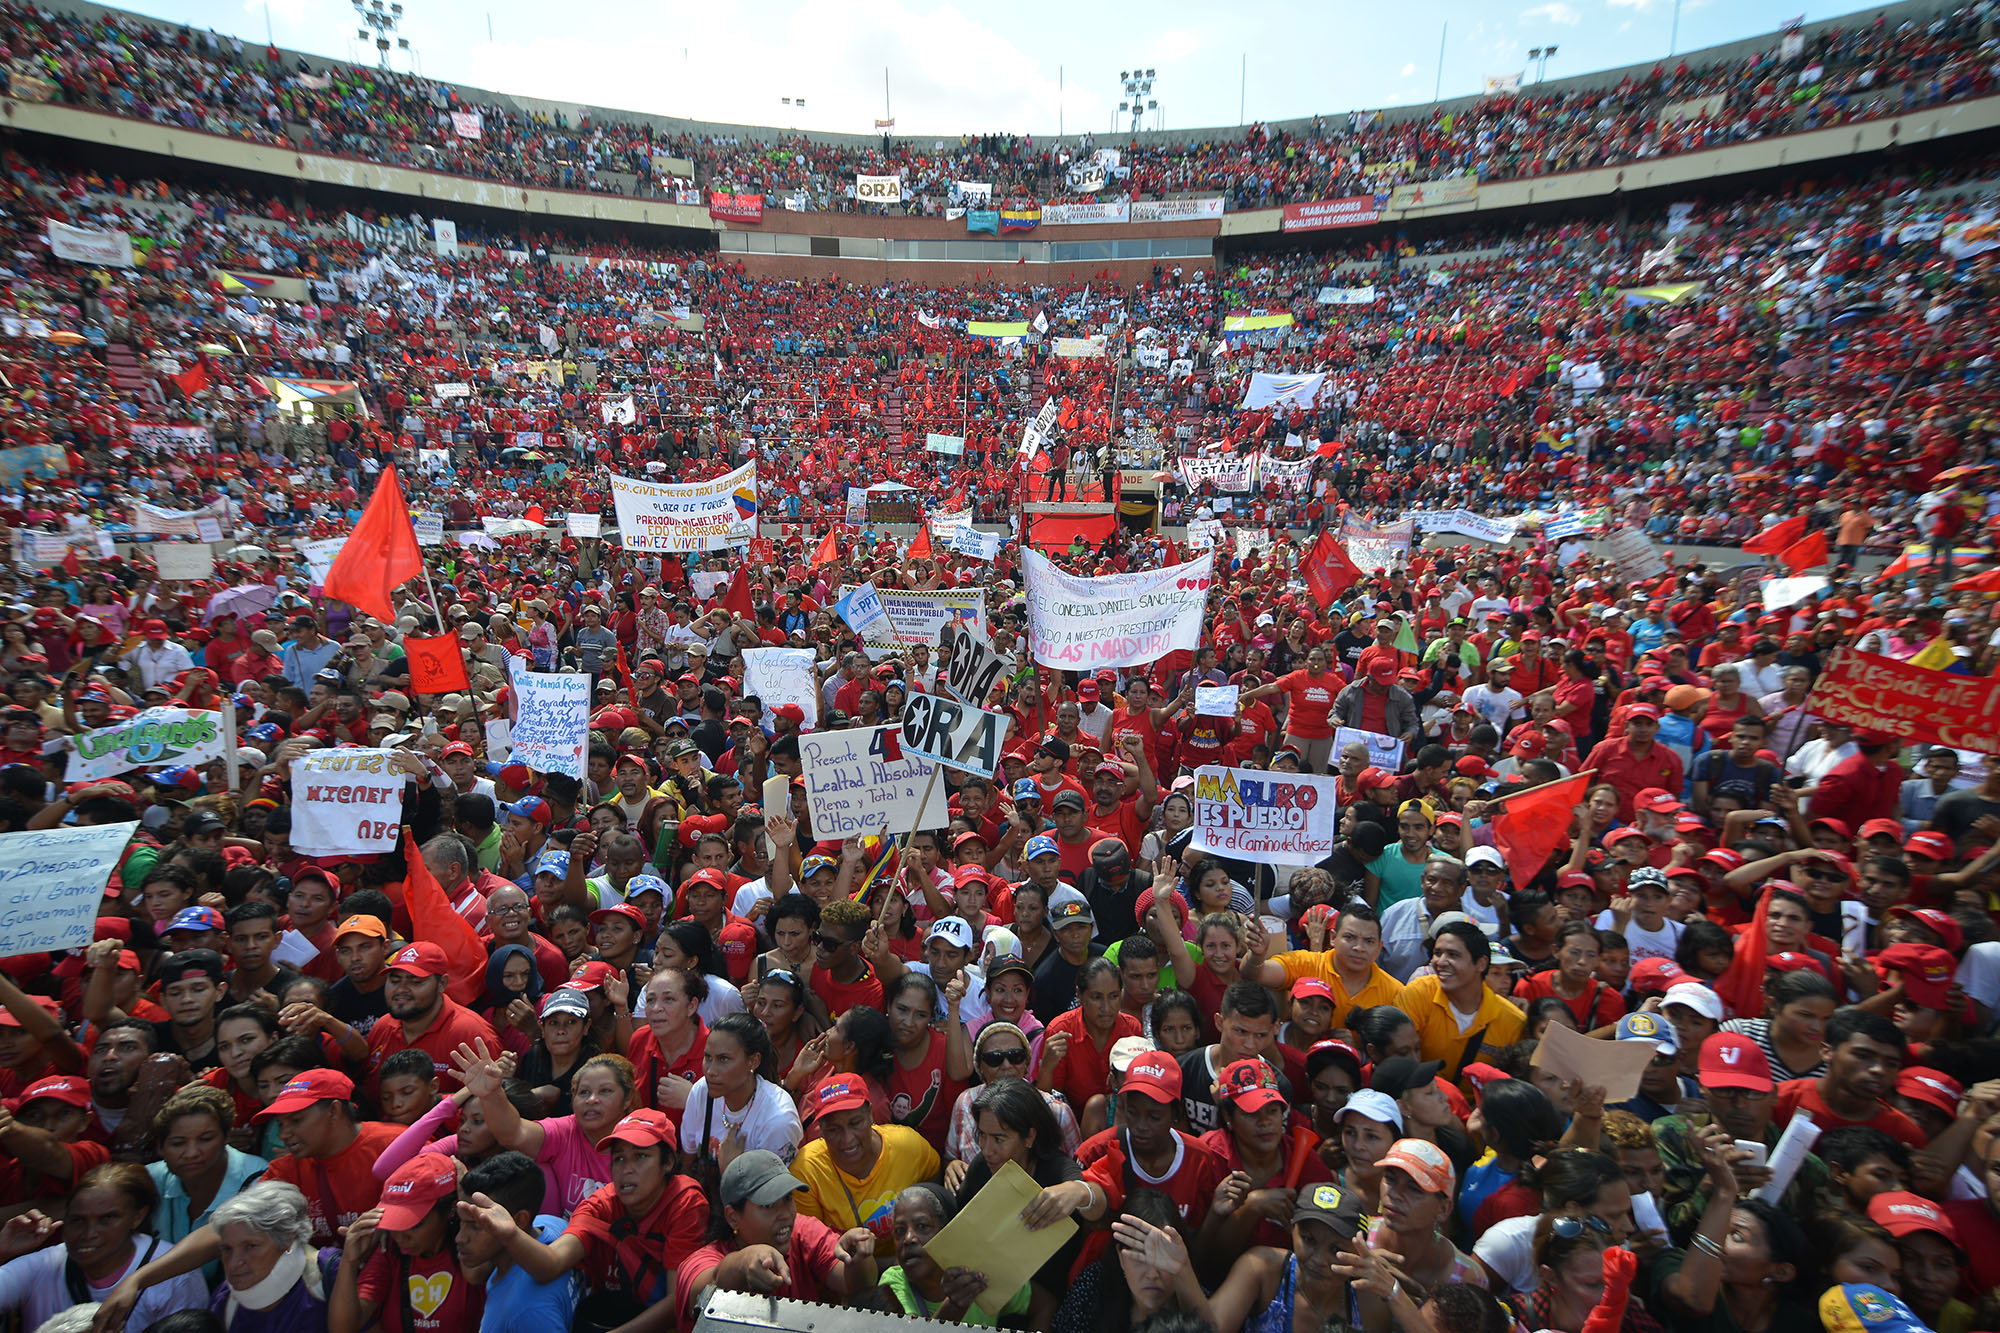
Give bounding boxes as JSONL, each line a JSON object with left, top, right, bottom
{"left": 908, "top": 526, "right": 934, "bottom": 560}
{"left": 722, "top": 566, "right": 756, "bottom": 618}
{"left": 1777, "top": 528, "right": 1829, "bottom": 574}
{"left": 1301, "top": 531, "right": 1364, "bottom": 609}
{"left": 812, "top": 529, "right": 839, "bottom": 568}
{"left": 400, "top": 829, "right": 486, "bottom": 1007}
{"left": 1743, "top": 514, "right": 1807, "bottom": 555}
{"left": 323, "top": 466, "right": 422, "bottom": 623}
{"left": 403, "top": 632, "right": 470, "bottom": 695}
{"left": 172, "top": 361, "right": 210, "bottom": 398}
{"left": 1491, "top": 771, "right": 1593, "bottom": 891}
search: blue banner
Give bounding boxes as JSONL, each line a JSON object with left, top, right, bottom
{"left": 966, "top": 209, "right": 999, "bottom": 235}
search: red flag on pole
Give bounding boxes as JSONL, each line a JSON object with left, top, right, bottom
{"left": 323, "top": 466, "right": 422, "bottom": 623}
{"left": 1743, "top": 514, "right": 1807, "bottom": 555}
{"left": 1491, "top": 771, "right": 1593, "bottom": 891}
{"left": 908, "top": 526, "right": 934, "bottom": 560}
{"left": 615, "top": 641, "right": 639, "bottom": 709}
{"left": 1777, "top": 528, "right": 1829, "bottom": 574}
{"left": 1301, "top": 530, "right": 1364, "bottom": 609}
{"left": 403, "top": 632, "right": 470, "bottom": 695}
{"left": 172, "top": 362, "right": 211, "bottom": 398}
{"left": 399, "top": 829, "right": 486, "bottom": 1007}
{"left": 812, "top": 529, "right": 839, "bottom": 568}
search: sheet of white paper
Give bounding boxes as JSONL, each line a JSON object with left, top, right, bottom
{"left": 1753, "top": 1110, "right": 1821, "bottom": 1204}
{"left": 271, "top": 929, "right": 319, "bottom": 969}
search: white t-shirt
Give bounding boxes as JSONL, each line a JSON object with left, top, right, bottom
{"left": 0, "top": 1236, "right": 208, "bottom": 1332}
{"left": 1594, "top": 910, "right": 1685, "bottom": 964}
{"left": 680, "top": 1074, "right": 803, "bottom": 1163}
{"left": 634, "top": 975, "right": 743, "bottom": 1026}
{"left": 1461, "top": 684, "right": 1523, "bottom": 731}
{"left": 1470, "top": 1213, "right": 1539, "bottom": 1293}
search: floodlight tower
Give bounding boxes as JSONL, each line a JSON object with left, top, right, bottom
{"left": 1118, "top": 68, "right": 1157, "bottom": 136}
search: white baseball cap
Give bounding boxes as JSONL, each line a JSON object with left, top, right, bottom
{"left": 1662, "top": 981, "right": 1725, "bottom": 1023}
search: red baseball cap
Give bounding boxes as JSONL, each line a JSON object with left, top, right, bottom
{"left": 1217, "top": 1059, "right": 1286, "bottom": 1114}
{"left": 255, "top": 1069, "right": 356, "bottom": 1120}
{"left": 386, "top": 941, "right": 449, "bottom": 978}
{"left": 603, "top": 1108, "right": 676, "bottom": 1149}
{"left": 590, "top": 903, "right": 648, "bottom": 931}
{"left": 1887, "top": 907, "right": 1965, "bottom": 956}
{"left": 567, "top": 960, "right": 620, "bottom": 992}
{"left": 1858, "top": 818, "right": 1905, "bottom": 842}
{"left": 1868, "top": 1191, "right": 1961, "bottom": 1245}
{"left": 1894, "top": 1068, "right": 1964, "bottom": 1118}
{"left": 1634, "top": 788, "right": 1684, "bottom": 815}
{"left": 1698, "top": 1033, "right": 1773, "bottom": 1092}
{"left": 0, "top": 995, "right": 60, "bottom": 1028}
{"left": 1122, "top": 1050, "right": 1183, "bottom": 1103}
{"left": 13, "top": 1074, "right": 89, "bottom": 1109}
{"left": 1292, "top": 977, "right": 1337, "bottom": 1005}
{"left": 1809, "top": 817, "right": 1853, "bottom": 841}
{"left": 1625, "top": 703, "right": 1661, "bottom": 721}
{"left": 810, "top": 1074, "right": 872, "bottom": 1118}
{"left": 1876, "top": 942, "right": 1956, "bottom": 1009}
{"left": 378, "top": 1153, "right": 460, "bottom": 1230}
{"left": 1904, "top": 831, "right": 1955, "bottom": 861}
{"left": 1628, "top": 958, "right": 1686, "bottom": 994}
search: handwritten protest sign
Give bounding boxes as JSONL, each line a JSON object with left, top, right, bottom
{"left": 290, "top": 751, "right": 405, "bottom": 856}
{"left": 510, "top": 670, "right": 590, "bottom": 778}
{"left": 566, "top": 512, "right": 603, "bottom": 539}
{"left": 300, "top": 537, "right": 346, "bottom": 586}
{"left": 1810, "top": 648, "right": 2000, "bottom": 750}
{"left": 153, "top": 543, "right": 214, "bottom": 581}
{"left": 1190, "top": 765, "right": 1341, "bottom": 862}
{"left": 608, "top": 463, "right": 756, "bottom": 551}
{"left": 740, "top": 647, "right": 819, "bottom": 730}
{"left": 1195, "top": 686, "right": 1240, "bottom": 717}
{"left": 797, "top": 726, "right": 950, "bottom": 838}
{"left": 414, "top": 512, "right": 446, "bottom": 546}
{"left": 1023, "top": 548, "right": 1213, "bottom": 670}
{"left": 66, "top": 707, "right": 227, "bottom": 782}
{"left": 0, "top": 821, "right": 139, "bottom": 953}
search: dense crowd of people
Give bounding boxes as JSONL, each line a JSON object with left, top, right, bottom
{"left": 7, "top": 0, "right": 2000, "bottom": 211}
{"left": 7, "top": 6, "right": 2000, "bottom": 1333}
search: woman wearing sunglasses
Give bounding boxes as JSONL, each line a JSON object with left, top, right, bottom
{"left": 948, "top": 1077, "right": 1086, "bottom": 1328}
{"left": 941, "top": 1022, "right": 1080, "bottom": 1174}
{"left": 1507, "top": 1214, "right": 1654, "bottom": 1333}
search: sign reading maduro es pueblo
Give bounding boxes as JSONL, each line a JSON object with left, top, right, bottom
{"left": 1190, "top": 765, "right": 1341, "bottom": 861}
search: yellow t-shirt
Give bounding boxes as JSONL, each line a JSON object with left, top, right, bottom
{"left": 1400, "top": 974, "right": 1524, "bottom": 1079}
{"left": 1267, "top": 953, "right": 1407, "bottom": 1015}
{"left": 791, "top": 1123, "right": 941, "bottom": 1257}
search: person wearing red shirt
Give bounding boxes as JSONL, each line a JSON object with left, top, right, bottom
{"left": 1108, "top": 676, "right": 1186, "bottom": 775}
{"left": 1046, "top": 790, "right": 1099, "bottom": 880}
{"left": 1023, "top": 1050, "right": 1225, "bottom": 1266}
{"left": 808, "top": 900, "right": 885, "bottom": 1020}
{"left": 0, "top": 1074, "right": 109, "bottom": 1210}
{"left": 1582, "top": 706, "right": 1686, "bottom": 822}
{"left": 361, "top": 942, "right": 500, "bottom": 1102}
{"left": 250, "top": 1070, "right": 405, "bottom": 1246}
{"left": 1510, "top": 634, "right": 1562, "bottom": 697}
{"left": 679, "top": 868, "right": 759, "bottom": 982}
{"left": 675, "top": 1149, "right": 878, "bottom": 1331}
{"left": 1038, "top": 958, "right": 1141, "bottom": 1113}
{"left": 1240, "top": 645, "right": 1344, "bottom": 772}
{"left": 1771, "top": 1008, "right": 1927, "bottom": 1150}
{"left": 1085, "top": 739, "right": 1158, "bottom": 857}
{"left": 1808, "top": 732, "right": 1905, "bottom": 830}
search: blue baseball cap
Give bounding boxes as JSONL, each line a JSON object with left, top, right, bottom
{"left": 530, "top": 850, "right": 569, "bottom": 879}
{"left": 623, "top": 874, "right": 671, "bottom": 902}
{"left": 503, "top": 796, "right": 553, "bottom": 827}
{"left": 165, "top": 906, "right": 225, "bottom": 935}
{"left": 1614, "top": 1011, "right": 1677, "bottom": 1055}
{"left": 1819, "top": 1286, "right": 1927, "bottom": 1333}
{"left": 1023, "top": 834, "right": 1060, "bottom": 861}
{"left": 153, "top": 765, "right": 202, "bottom": 792}
{"left": 1011, "top": 778, "right": 1041, "bottom": 802}
{"left": 244, "top": 723, "right": 283, "bottom": 741}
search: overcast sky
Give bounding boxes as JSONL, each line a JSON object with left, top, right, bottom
{"left": 123, "top": 0, "right": 1880, "bottom": 136}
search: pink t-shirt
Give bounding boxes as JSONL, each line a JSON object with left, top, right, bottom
{"left": 536, "top": 1114, "right": 611, "bottom": 1214}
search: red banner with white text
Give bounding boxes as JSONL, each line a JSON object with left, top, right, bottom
{"left": 708, "top": 193, "right": 764, "bottom": 223}
{"left": 1282, "top": 196, "right": 1380, "bottom": 232}
{"left": 1809, "top": 648, "right": 2000, "bottom": 749}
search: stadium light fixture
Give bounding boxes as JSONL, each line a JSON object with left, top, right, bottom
{"left": 1119, "top": 67, "right": 1156, "bottom": 135}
